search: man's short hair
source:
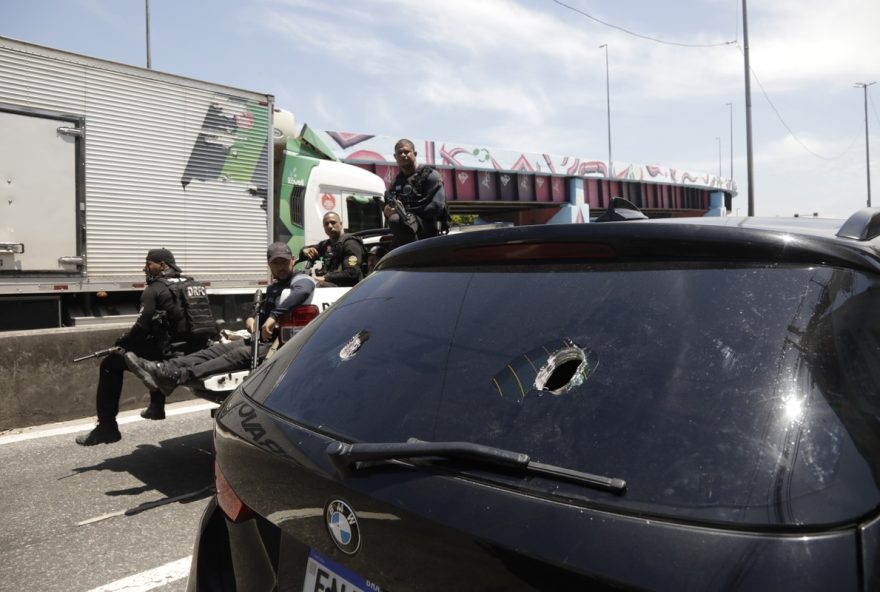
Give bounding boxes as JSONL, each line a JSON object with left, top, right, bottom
{"left": 394, "top": 138, "right": 415, "bottom": 152}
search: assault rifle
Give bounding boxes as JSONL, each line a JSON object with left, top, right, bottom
{"left": 72, "top": 346, "right": 123, "bottom": 363}
{"left": 250, "top": 289, "right": 262, "bottom": 372}
{"left": 376, "top": 178, "right": 445, "bottom": 236}
{"left": 375, "top": 193, "right": 419, "bottom": 234}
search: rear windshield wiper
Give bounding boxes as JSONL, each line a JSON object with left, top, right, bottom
{"left": 326, "top": 438, "right": 626, "bottom": 494}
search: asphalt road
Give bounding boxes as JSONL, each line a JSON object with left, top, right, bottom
{"left": 0, "top": 400, "right": 220, "bottom": 592}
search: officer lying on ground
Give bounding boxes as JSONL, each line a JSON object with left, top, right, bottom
{"left": 76, "top": 249, "right": 210, "bottom": 446}
{"left": 124, "top": 242, "right": 314, "bottom": 394}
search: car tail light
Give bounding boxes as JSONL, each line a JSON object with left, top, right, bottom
{"left": 215, "top": 458, "right": 255, "bottom": 523}
{"left": 450, "top": 242, "right": 617, "bottom": 263}
{"left": 277, "top": 304, "right": 320, "bottom": 344}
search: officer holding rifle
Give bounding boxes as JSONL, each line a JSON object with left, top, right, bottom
{"left": 383, "top": 138, "right": 447, "bottom": 248}
{"left": 75, "top": 249, "right": 205, "bottom": 446}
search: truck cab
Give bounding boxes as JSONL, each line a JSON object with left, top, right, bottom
{"left": 272, "top": 110, "right": 386, "bottom": 258}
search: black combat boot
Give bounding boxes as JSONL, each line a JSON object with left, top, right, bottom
{"left": 125, "top": 352, "right": 160, "bottom": 391}
{"left": 75, "top": 422, "right": 122, "bottom": 446}
{"left": 140, "top": 390, "right": 166, "bottom": 420}
{"left": 125, "top": 352, "right": 181, "bottom": 397}
{"left": 152, "top": 361, "right": 181, "bottom": 398}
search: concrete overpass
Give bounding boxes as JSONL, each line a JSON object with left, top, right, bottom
{"left": 318, "top": 131, "right": 736, "bottom": 223}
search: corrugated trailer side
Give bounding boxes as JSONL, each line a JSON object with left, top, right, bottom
{"left": 0, "top": 36, "right": 274, "bottom": 328}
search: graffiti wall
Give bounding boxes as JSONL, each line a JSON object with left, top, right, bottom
{"left": 318, "top": 131, "right": 736, "bottom": 194}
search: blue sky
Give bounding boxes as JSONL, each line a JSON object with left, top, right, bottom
{"left": 2, "top": 0, "right": 878, "bottom": 218}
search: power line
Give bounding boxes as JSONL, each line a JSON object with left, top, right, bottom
{"left": 550, "top": 0, "right": 866, "bottom": 163}
{"left": 550, "top": 0, "right": 736, "bottom": 48}
{"left": 736, "top": 44, "right": 861, "bottom": 161}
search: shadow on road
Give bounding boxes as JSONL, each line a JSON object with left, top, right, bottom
{"left": 69, "top": 430, "right": 215, "bottom": 514}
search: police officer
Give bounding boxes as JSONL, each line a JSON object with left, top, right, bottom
{"left": 124, "top": 242, "right": 316, "bottom": 393}
{"left": 366, "top": 244, "right": 384, "bottom": 275}
{"left": 75, "top": 248, "right": 204, "bottom": 446}
{"left": 299, "top": 212, "right": 365, "bottom": 287}
{"left": 384, "top": 138, "right": 447, "bottom": 248}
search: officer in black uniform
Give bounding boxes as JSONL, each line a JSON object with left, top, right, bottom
{"left": 75, "top": 248, "right": 204, "bottom": 446}
{"left": 298, "top": 212, "right": 365, "bottom": 287}
{"left": 384, "top": 138, "right": 447, "bottom": 248}
{"left": 366, "top": 244, "right": 384, "bottom": 275}
{"left": 124, "top": 242, "right": 316, "bottom": 394}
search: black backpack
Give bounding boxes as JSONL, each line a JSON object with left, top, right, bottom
{"left": 161, "top": 277, "right": 217, "bottom": 339}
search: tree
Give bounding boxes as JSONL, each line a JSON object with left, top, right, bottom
{"left": 451, "top": 214, "right": 476, "bottom": 226}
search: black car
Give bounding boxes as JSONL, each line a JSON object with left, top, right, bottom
{"left": 187, "top": 208, "right": 880, "bottom": 591}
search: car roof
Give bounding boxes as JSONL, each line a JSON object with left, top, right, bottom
{"left": 376, "top": 210, "right": 880, "bottom": 275}
{"left": 646, "top": 214, "right": 847, "bottom": 238}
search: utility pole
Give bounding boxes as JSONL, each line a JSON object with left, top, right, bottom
{"left": 742, "top": 0, "right": 755, "bottom": 215}
{"left": 145, "top": 0, "right": 152, "bottom": 69}
{"left": 599, "top": 44, "right": 613, "bottom": 177}
{"left": 725, "top": 102, "right": 733, "bottom": 180}
{"left": 855, "top": 82, "right": 876, "bottom": 207}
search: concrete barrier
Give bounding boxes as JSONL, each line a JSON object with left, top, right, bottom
{"left": 0, "top": 324, "right": 193, "bottom": 431}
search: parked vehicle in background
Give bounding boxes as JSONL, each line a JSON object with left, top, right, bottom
{"left": 0, "top": 36, "right": 385, "bottom": 332}
{"left": 187, "top": 206, "right": 880, "bottom": 591}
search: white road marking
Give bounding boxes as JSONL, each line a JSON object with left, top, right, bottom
{"left": 86, "top": 556, "right": 192, "bottom": 592}
{"left": 0, "top": 401, "right": 218, "bottom": 446}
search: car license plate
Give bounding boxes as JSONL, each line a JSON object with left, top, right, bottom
{"left": 302, "top": 549, "right": 382, "bottom": 592}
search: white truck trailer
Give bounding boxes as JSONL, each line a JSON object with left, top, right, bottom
{"left": 0, "top": 36, "right": 386, "bottom": 331}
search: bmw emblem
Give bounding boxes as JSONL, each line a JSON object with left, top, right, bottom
{"left": 324, "top": 499, "right": 361, "bottom": 555}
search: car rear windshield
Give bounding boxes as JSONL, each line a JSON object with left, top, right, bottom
{"left": 255, "top": 262, "right": 880, "bottom": 528}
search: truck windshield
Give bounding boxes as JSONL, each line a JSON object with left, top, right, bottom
{"left": 346, "top": 194, "right": 383, "bottom": 231}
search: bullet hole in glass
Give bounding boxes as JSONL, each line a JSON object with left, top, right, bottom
{"left": 492, "top": 338, "right": 597, "bottom": 400}
{"left": 534, "top": 341, "right": 589, "bottom": 395}
{"left": 339, "top": 330, "right": 370, "bottom": 360}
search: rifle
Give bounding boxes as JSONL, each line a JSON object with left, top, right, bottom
{"left": 72, "top": 346, "right": 123, "bottom": 363}
{"left": 376, "top": 193, "right": 420, "bottom": 235}
{"left": 250, "top": 289, "right": 262, "bottom": 372}
{"left": 378, "top": 180, "right": 444, "bottom": 236}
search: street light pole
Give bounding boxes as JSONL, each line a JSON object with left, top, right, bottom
{"left": 716, "top": 137, "right": 722, "bottom": 179}
{"left": 725, "top": 102, "right": 733, "bottom": 180}
{"left": 145, "top": 0, "right": 152, "bottom": 68}
{"left": 742, "top": 0, "right": 755, "bottom": 215}
{"left": 855, "top": 81, "right": 876, "bottom": 207}
{"left": 599, "top": 44, "right": 612, "bottom": 177}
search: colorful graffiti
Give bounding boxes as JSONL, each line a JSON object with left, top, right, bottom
{"left": 316, "top": 130, "right": 737, "bottom": 194}
{"left": 181, "top": 95, "right": 270, "bottom": 199}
